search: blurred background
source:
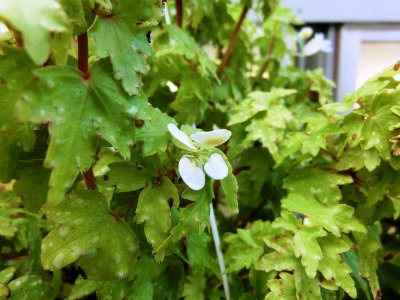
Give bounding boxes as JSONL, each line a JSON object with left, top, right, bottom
{"left": 282, "top": 0, "right": 400, "bottom": 101}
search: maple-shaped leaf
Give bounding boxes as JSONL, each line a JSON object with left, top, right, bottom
{"left": 353, "top": 231, "right": 381, "bottom": 298}
{"left": 135, "top": 176, "right": 179, "bottom": 262}
{"left": 0, "top": 0, "right": 70, "bottom": 65}
{"left": 224, "top": 220, "right": 277, "bottom": 273}
{"left": 335, "top": 146, "right": 381, "bottom": 172}
{"left": 273, "top": 212, "right": 326, "bottom": 278}
{"left": 41, "top": 190, "right": 140, "bottom": 280}
{"left": 282, "top": 193, "right": 366, "bottom": 236}
{"left": 343, "top": 90, "right": 400, "bottom": 161}
{"left": 133, "top": 93, "right": 175, "bottom": 156}
{"left": 256, "top": 234, "right": 322, "bottom": 299}
{"left": 17, "top": 60, "right": 136, "bottom": 202}
{"left": 265, "top": 272, "right": 296, "bottom": 300}
{"left": 156, "top": 181, "right": 213, "bottom": 254}
{"left": 90, "top": 0, "right": 163, "bottom": 95}
{"left": 0, "top": 47, "right": 36, "bottom": 182}
{"left": 186, "top": 231, "right": 219, "bottom": 277}
{"left": 97, "top": 151, "right": 160, "bottom": 192}
{"left": 277, "top": 119, "right": 342, "bottom": 164}
{"left": 284, "top": 167, "right": 353, "bottom": 204}
{"left": 318, "top": 235, "right": 356, "bottom": 298}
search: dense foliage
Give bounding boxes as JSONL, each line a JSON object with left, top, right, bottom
{"left": 0, "top": 0, "right": 399, "bottom": 299}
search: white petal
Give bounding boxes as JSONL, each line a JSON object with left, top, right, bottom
{"left": 299, "top": 27, "right": 313, "bottom": 40}
{"left": 190, "top": 129, "right": 231, "bottom": 147}
{"left": 204, "top": 153, "right": 228, "bottom": 180}
{"left": 179, "top": 157, "right": 205, "bottom": 190}
{"left": 302, "top": 33, "right": 332, "bottom": 56}
{"left": 167, "top": 123, "right": 197, "bottom": 150}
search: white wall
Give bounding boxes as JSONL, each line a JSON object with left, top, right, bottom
{"left": 281, "top": 0, "right": 400, "bottom": 23}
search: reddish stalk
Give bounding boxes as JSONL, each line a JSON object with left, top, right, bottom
{"left": 175, "top": 0, "right": 183, "bottom": 28}
{"left": 217, "top": 6, "right": 249, "bottom": 76}
{"left": 77, "top": 31, "right": 97, "bottom": 190}
{"left": 253, "top": 36, "right": 276, "bottom": 88}
{"left": 77, "top": 32, "right": 89, "bottom": 78}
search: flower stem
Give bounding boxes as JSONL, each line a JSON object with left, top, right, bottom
{"left": 217, "top": 6, "right": 249, "bottom": 76}
{"left": 210, "top": 203, "right": 230, "bottom": 300}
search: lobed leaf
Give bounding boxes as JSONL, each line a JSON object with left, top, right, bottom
{"left": 41, "top": 190, "right": 140, "bottom": 280}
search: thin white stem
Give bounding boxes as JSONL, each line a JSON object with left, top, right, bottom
{"left": 210, "top": 203, "right": 230, "bottom": 300}
{"left": 164, "top": 2, "right": 171, "bottom": 25}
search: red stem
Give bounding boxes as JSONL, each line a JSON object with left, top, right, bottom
{"left": 77, "top": 32, "right": 89, "bottom": 78}
{"left": 77, "top": 31, "right": 97, "bottom": 190}
{"left": 217, "top": 6, "right": 249, "bottom": 76}
{"left": 175, "top": 0, "right": 183, "bottom": 28}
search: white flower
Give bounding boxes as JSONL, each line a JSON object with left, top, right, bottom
{"left": 190, "top": 129, "right": 231, "bottom": 146}
{"left": 168, "top": 123, "right": 197, "bottom": 151}
{"left": 167, "top": 123, "right": 231, "bottom": 190}
{"left": 204, "top": 153, "right": 228, "bottom": 180}
{"left": 299, "top": 27, "right": 313, "bottom": 40}
{"left": 178, "top": 157, "right": 205, "bottom": 190}
{"left": 301, "top": 33, "right": 332, "bottom": 56}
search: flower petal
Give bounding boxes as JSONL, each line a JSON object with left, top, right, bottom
{"left": 204, "top": 153, "right": 228, "bottom": 180}
{"left": 179, "top": 157, "right": 205, "bottom": 190}
{"left": 299, "top": 27, "right": 313, "bottom": 40}
{"left": 301, "top": 33, "right": 332, "bottom": 56}
{"left": 190, "top": 129, "right": 231, "bottom": 147}
{"left": 168, "top": 123, "right": 197, "bottom": 151}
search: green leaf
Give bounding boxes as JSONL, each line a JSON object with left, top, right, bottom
{"left": 228, "top": 89, "right": 296, "bottom": 126}
{"left": 224, "top": 220, "right": 275, "bottom": 273}
{"left": 157, "top": 181, "right": 213, "bottom": 253}
{"left": 354, "top": 231, "right": 381, "bottom": 298}
{"left": 135, "top": 176, "right": 179, "bottom": 261}
{"left": 182, "top": 276, "right": 206, "bottom": 300}
{"left": 8, "top": 275, "right": 54, "bottom": 300}
{"left": 282, "top": 193, "right": 365, "bottom": 237}
{"left": 318, "top": 236, "right": 356, "bottom": 298}
{"left": 13, "top": 165, "right": 50, "bottom": 212}
{"left": 0, "top": 0, "right": 70, "bottom": 65}
{"left": 0, "top": 267, "right": 15, "bottom": 298}
{"left": 68, "top": 276, "right": 100, "bottom": 300}
{"left": 265, "top": 272, "right": 296, "bottom": 300}
{"left": 273, "top": 212, "right": 326, "bottom": 278}
{"left": 134, "top": 94, "right": 175, "bottom": 156}
{"left": 90, "top": 0, "right": 162, "bottom": 95}
{"left": 18, "top": 60, "right": 136, "bottom": 202}
{"left": 284, "top": 167, "right": 353, "bottom": 204}
{"left": 0, "top": 47, "right": 36, "bottom": 182}
{"left": 41, "top": 190, "right": 140, "bottom": 280}
{"left": 187, "top": 231, "right": 218, "bottom": 277}
{"left": 97, "top": 153, "right": 159, "bottom": 192}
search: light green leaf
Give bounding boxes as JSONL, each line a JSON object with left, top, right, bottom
{"left": 282, "top": 193, "right": 366, "bottom": 236}
{"left": 182, "top": 276, "right": 206, "bottom": 300}
{"left": 284, "top": 167, "right": 353, "bottom": 204}
{"left": 41, "top": 190, "right": 140, "bottom": 280}
{"left": 18, "top": 60, "right": 136, "bottom": 202}
{"left": 318, "top": 236, "right": 356, "bottom": 298}
{"left": 265, "top": 272, "right": 296, "bottom": 300}
{"left": 135, "top": 176, "right": 179, "bottom": 261}
{"left": 0, "top": 0, "right": 70, "bottom": 65}
{"left": 273, "top": 212, "right": 326, "bottom": 278}
{"left": 224, "top": 221, "right": 275, "bottom": 273}
{"left": 90, "top": 0, "right": 162, "bottom": 95}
